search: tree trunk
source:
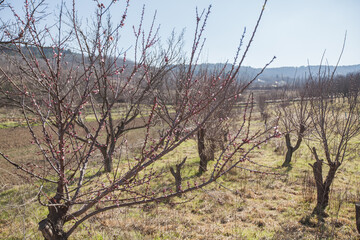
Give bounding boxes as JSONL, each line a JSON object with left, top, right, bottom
{"left": 208, "top": 142, "right": 215, "bottom": 162}
{"left": 170, "top": 157, "right": 187, "bottom": 196}
{"left": 221, "top": 129, "right": 228, "bottom": 151}
{"left": 101, "top": 147, "right": 112, "bottom": 173}
{"left": 310, "top": 148, "right": 338, "bottom": 217}
{"left": 313, "top": 164, "right": 337, "bottom": 217}
{"left": 356, "top": 202, "right": 360, "bottom": 234}
{"left": 282, "top": 144, "right": 293, "bottom": 167}
{"left": 282, "top": 125, "right": 305, "bottom": 167}
{"left": 311, "top": 157, "right": 326, "bottom": 216}
{"left": 38, "top": 199, "right": 69, "bottom": 240}
{"left": 282, "top": 133, "right": 293, "bottom": 167}
{"left": 198, "top": 128, "right": 209, "bottom": 174}
{"left": 104, "top": 154, "right": 113, "bottom": 173}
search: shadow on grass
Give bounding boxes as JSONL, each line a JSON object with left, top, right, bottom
{"left": 276, "top": 164, "right": 293, "bottom": 172}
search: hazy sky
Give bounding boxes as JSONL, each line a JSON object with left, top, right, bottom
{"left": 3, "top": 0, "right": 360, "bottom": 68}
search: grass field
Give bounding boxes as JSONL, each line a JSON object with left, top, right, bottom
{"left": 0, "top": 109, "right": 359, "bottom": 240}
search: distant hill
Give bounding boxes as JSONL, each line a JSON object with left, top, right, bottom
{"left": 0, "top": 44, "right": 73, "bottom": 59}
{"left": 199, "top": 63, "right": 360, "bottom": 87}
{"left": 1, "top": 43, "right": 359, "bottom": 87}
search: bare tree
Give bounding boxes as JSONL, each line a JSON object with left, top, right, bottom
{"left": 69, "top": 3, "right": 181, "bottom": 173}
{"left": 0, "top": 0, "right": 278, "bottom": 239}
{"left": 276, "top": 82, "right": 311, "bottom": 167}
{"left": 333, "top": 72, "right": 360, "bottom": 103}
{"left": 197, "top": 116, "right": 230, "bottom": 175}
{"left": 306, "top": 63, "right": 360, "bottom": 218}
{"left": 192, "top": 68, "right": 238, "bottom": 175}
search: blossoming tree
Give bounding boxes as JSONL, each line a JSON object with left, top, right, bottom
{"left": 0, "top": 0, "right": 278, "bottom": 239}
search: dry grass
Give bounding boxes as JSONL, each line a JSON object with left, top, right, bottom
{"left": 0, "top": 108, "right": 360, "bottom": 239}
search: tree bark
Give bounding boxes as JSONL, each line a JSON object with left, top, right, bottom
{"left": 198, "top": 128, "right": 210, "bottom": 174}
{"left": 39, "top": 198, "right": 69, "bottom": 240}
{"left": 170, "top": 157, "right": 187, "bottom": 195}
{"left": 282, "top": 133, "right": 296, "bottom": 167}
{"left": 310, "top": 147, "right": 338, "bottom": 217}
{"left": 282, "top": 124, "right": 305, "bottom": 167}
{"left": 104, "top": 155, "right": 113, "bottom": 173}
{"left": 282, "top": 145, "right": 293, "bottom": 167}
{"left": 208, "top": 142, "right": 215, "bottom": 162}
{"left": 311, "top": 156, "right": 326, "bottom": 216}
{"left": 356, "top": 202, "right": 360, "bottom": 234}
{"left": 101, "top": 147, "right": 112, "bottom": 173}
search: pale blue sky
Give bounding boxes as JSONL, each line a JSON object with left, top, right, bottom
{"left": 3, "top": 0, "right": 360, "bottom": 68}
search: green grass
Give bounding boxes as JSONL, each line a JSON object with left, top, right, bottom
{"left": 0, "top": 121, "right": 22, "bottom": 129}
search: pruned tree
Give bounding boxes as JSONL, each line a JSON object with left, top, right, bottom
{"left": 197, "top": 120, "right": 229, "bottom": 175}
{"left": 0, "top": 0, "right": 278, "bottom": 239}
{"left": 193, "top": 68, "right": 238, "bottom": 175}
{"left": 306, "top": 61, "right": 360, "bottom": 218}
{"left": 68, "top": 2, "right": 183, "bottom": 173}
{"left": 276, "top": 81, "right": 311, "bottom": 167}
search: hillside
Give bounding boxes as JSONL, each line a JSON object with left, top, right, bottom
{"left": 1, "top": 44, "right": 359, "bottom": 86}
{"left": 200, "top": 63, "right": 360, "bottom": 86}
